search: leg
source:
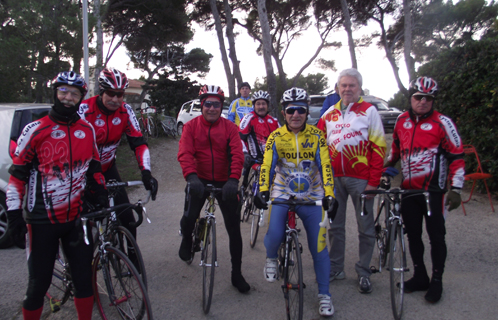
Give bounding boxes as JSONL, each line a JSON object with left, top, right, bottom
{"left": 264, "top": 204, "right": 288, "bottom": 259}
{"left": 328, "top": 177, "right": 348, "bottom": 276}
{"left": 179, "top": 183, "right": 207, "bottom": 261}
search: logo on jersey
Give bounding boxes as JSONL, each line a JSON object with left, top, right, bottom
{"left": 112, "top": 117, "right": 121, "bottom": 125}
{"left": 94, "top": 119, "right": 105, "bottom": 127}
{"left": 259, "top": 118, "right": 264, "bottom": 124}
{"left": 51, "top": 130, "right": 66, "bottom": 139}
{"left": 74, "top": 130, "right": 86, "bottom": 139}
{"left": 268, "top": 118, "right": 274, "bottom": 124}
{"left": 301, "top": 139, "right": 314, "bottom": 149}
{"left": 403, "top": 121, "right": 413, "bottom": 129}
{"left": 52, "top": 125, "right": 60, "bottom": 130}
{"left": 420, "top": 123, "right": 432, "bottom": 131}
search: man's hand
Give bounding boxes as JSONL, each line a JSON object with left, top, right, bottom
{"left": 445, "top": 189, "right": 462, "bottom": 211}
{"left": 254, "top": 191, "right": 269, "bottom": 209}
{"left": 222, "top": 178, "right": 239, "bottom": 201}
{"left": 382, "top": 166, "right": 399, "bottom": 177}
{"left": 186, "top": 174, "right": 204, "bottom": 198}
{"left": 364, "top": 184, "right": 377, "bottom": 199}
{"left": 7, "top": 210, "right": 27, "bottom": 249}
{"left": 142, "top": 170, "right": 158, "bottom": 200}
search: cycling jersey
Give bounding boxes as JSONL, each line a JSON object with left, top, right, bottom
{"left": 7, "top": 109, "right": 105, "bottom": 224}
{"left": 239, "top": 111, "right": 280, "bottom": 160}
{"left": 317, "top": 98, "right": 386, "bottom": 187}
{"left": 228, "top": 96, "right": 253, "bottom": 126}
{"left": 78, "top": 96, "right": 150, "bottom": 173}
{"left": 178, "top": 114, "right": 244, "bottom": 182}
{"left": 387, "top": 109, "right": 465, "bottom": 192}
{"left": 259, "top": 124, "right": 334, "bottom": 200}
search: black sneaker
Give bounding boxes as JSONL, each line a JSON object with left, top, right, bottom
{"left": 358, "top": 276, "right": 373, "bottom": 294}
{"left": 178, "top": 237, "right": 192, "bottom": 262}
{"left": 232, "top": 272, "right": 250, "bottom": 293}
{"left": 425, "top": 278, "right": 443, "bottom": 303}
{"left": 404, "top": 275, "right": 430, "bottom": 293}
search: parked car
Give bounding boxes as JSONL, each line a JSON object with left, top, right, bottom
{"left": 0, "top": 103, "right": 52, "bottom": 248}
{"left": 362, "top": 95, "right": 402, "bottom": 131}
{"left": 308, "top": 95, "right": 327, "bottom": 125}
{"left": 176, "top": 99, "right": 229, "bottom": 135}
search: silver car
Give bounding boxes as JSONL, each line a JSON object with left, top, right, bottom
{"left": 0, "top": 103, "right": 51, "bottom": 248}
{"left": 176, "top": 99, "right": 229, "bottom": 135}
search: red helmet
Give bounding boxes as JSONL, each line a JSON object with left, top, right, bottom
{"left": 409, "top": 77, "right": 438, "bottom": 97}
{"left": 199, "top": 85, "right": 224, "bottom": 101}
{"left": 99, "top": 67, "right": 129, "bottom": 91}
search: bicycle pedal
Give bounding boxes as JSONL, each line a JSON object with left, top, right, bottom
{"left": 369, "top": 266, "right": 380, "bottom": 274}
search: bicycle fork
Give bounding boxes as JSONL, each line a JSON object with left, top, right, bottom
{"left": 199, "top": 217, "right": 218, "bottom": 268}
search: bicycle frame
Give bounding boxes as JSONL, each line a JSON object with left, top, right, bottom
{"left": 199, "top": 189, "right": 218, "bottom": 268}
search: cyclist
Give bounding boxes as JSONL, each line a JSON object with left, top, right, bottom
{"left": 254, "top": 87, "right": 336, "bottom": 317}
{"left": 385, "top": 76, "right": 464, "bottom": 303}
{"left": 6, "top": 71, "right": 106, "bottom": 320}
{"left": 228, "top": 81, "right": 253, "bottom": 126}
{"left": 239, "top": 90, "right": 279, "bottom": 190}
{"left": 78, "top": 67, "right": 158, "bottom": 242}
{"left": 177, "top": 84, "right": 250, "bottom": 294}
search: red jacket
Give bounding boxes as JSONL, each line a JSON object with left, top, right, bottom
{"left": 178, "top": 115, "right": 244, "bottom": 182}
{"left": 239, "top": 111, "right": 280, "bottom": 160}
{"left": 79, "top": 96, "right": 150, "bottom": 173}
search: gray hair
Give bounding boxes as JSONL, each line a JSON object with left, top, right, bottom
{"left": 338, "top": 68, "right": 362, "bottom": 88}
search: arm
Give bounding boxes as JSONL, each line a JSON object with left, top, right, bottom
{"left": 227, "top": 100, "right": 237, "bottom": 123}
{"left": 123, "top": 104, "right": 151, "bottom": 172}
{"left": 259, "top": 131, "right": 278, "bottom": 193}
{"left": 177, "top": 121, "right": 198, "bottom": 179}
{"left": 315, "top": 130, "right": 335, "bottom": 198}
{"left": 227, "top": 123, "right": 245, "bottom": 180}
{"left": 366, "top": 107, "right": 387, "bottom": 187}
{"left": 239, "top": 113, "right": 254, "bottom": 154}
{"left": 440, "top": 116, "right": 465, "bottom": 189}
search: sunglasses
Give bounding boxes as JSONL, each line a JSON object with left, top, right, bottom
{"left": 204, "top": 101, "right": 222, "bottom": 109}
{"left": 285, "top": 106, "right": 307, "bottom": 115}
{"left": 105, "top": 90, "right": 125, "bottom": 98}
{"left": 57, "top": 87, "right": 82, "bottom": 99}
{"left": 413, "top": 95, "right": 434, "bottom": 102}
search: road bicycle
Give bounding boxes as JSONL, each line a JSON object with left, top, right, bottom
{"left": 268, "top": 197, "right": 328, "bottom": 320}
{"left": 182, "top": 184, "right": 221, "bottom": 314}
{"left": 159, "top": 115, "right": 178, "bottom": 138}
{"left": 238, "top": 160, "right": 263, "bottom": 248}
{"left": 361, "top": 178, "right": 430, "bottom": 320}
{"left": 136, "top": 106, "right": 158, "bottom": 141}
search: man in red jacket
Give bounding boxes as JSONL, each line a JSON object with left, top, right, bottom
{"left": 177, "top": 85, "right": 250, "bottom": 293}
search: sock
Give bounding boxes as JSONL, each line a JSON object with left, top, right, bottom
{"left": 74, "top": 296, "right": 94, "bottom": 320}
{"left": 22, "top": 307, "right": 43, "bottom": 320}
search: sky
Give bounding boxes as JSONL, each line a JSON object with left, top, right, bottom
{"left": 105, "top": 21, "right": 409, "bottom": 102}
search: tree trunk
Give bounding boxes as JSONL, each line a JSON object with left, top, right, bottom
{"left": 403, "top": 0, "right": 415, "bottom": 83}
{"left": 210, "top": 0, "right": 235, "bottom": 99}
{"left": 257, "top": 0, "right": 280, "bottom": 120}
{"left": 341, "top": 0, "right": 357, "bottom": 69}
{"left": 223, "top": 0, "right": 242, "bottom": 96}
{"left": 378, "top": 20, "right": 408, "bottom": 96}
{"left": 94, "top": 0, "right": 103, "bottom": 96}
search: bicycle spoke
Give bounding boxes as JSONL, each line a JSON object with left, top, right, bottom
{"left": 282, "top": 232, "right": 303, "bottom": 320}
{"left": 390, "top": 221, "right": 405, "bottom": 320}
{"left": 202, "top": 221, "right": 216, "bottom": 314}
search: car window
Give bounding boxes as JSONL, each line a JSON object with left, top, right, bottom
{"left": 192, "top": 100, "right": 201, "bottom": 112}
{"left": 10, "top": 108, "right": 50, "bottom": 141}
{"left": 180, "top": 102, "right": 190, "bottom": 113}
{"left": 310, "top": 96, "right": 326, "bottom": 106}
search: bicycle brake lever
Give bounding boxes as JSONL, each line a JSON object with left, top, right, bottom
{"left": 258, "top": 209, "right": 265, "bottom": 227}
{"left": 319, "top": 215, "right": 328, "bottom": 228}
{"left": 143, "top": 206, "right": 151, "bottom": 223}
{"left": 82, "top": 217, "right": 89, "bottom": 245}
{"left": 360, "top": 194, "right": 366, "bottom": 216}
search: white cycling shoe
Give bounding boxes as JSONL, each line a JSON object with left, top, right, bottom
{"left": 318, "top": 294, "right": 334, "bottom": 317}
{"left": 264, "top": 258, "right": 278, "bottom": 283}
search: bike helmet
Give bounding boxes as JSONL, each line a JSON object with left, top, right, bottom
{"left": 99, "top": 67, "right": 129, "bottom": 91}
{"left": 251, "top": 90, "right": 270, "bottom": 104}
{"left": 280, "top": 87, "right": 310, "bottom": 107}
{"left": 409, "top": 76, "right": 438, "bottom": 97}
{"left": 199, "top": 85, "right": 225, "bottom": 101}
{"left": 52, "top": 71, "right": 88, "bottom": 96}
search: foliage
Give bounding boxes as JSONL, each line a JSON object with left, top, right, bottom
{"left": 387, "top": 91, "right": 409, "bottom": 111}
{"left": 418, "top": 36, "right": 498, "bottom": 191}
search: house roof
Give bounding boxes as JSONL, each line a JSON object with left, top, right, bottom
{"left": 128, "top": 79, "right": 145, "bottom": 89}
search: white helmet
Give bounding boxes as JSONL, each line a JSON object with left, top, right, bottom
{"left": 251, "top": 90, "right": 270, "bottom": 104}
{"left": 280, "top": 87, "right": 310, "bottom": 106}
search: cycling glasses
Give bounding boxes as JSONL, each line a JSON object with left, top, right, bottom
{"left": 203, "top": 101, "right": 222, "bottom": 109}
{"left": 105, "top": 90, "right": 125, "bottom": 98}
{"left": 285, "top": 106, "right": 307, "bottom": 115}
{"left": 412, "top": 95, "right": 434, "bottom": 102}
{"left": 57, "top": 87, "right": 82, "bottom": 99}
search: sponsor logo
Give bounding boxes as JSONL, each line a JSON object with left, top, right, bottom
{"left": 301, "top": 139, "right": 314, "bottom": 149}
{"left": 259, "top": 118, "right": 264, "bottom": 124}
{"left": 421, "top": 123, "right": 432, "bottom": 131}
{"left": 268, "top": 118, "right": 274, "bottom": 124}
{"left": 97, "top": 114, "right": 102, "bottom": 118}
{"left": 343, "top": 131, "right": 362, "bottom": 140}
{"left": 94, "top": 119, "right": 105, "bottom": 127}
{"left": 74, "top": 130, "right": 86, "bottom": 139}
{"left": 52, "top": 125, "right": 59, "bottom": 130}
{"left": 112, "top": 117, "right": 121, "bottom": 125}
{"left": 403, "top": 121, "right": 413, "bottom": 129}
{"left": 335, "top": 123, "right": 350, "bottom": 129}
{"left": 282, "top": 151, "right": 315, "bottom": 159}
{"left": 51, "top": 130, "right": 66, "bottom": 139}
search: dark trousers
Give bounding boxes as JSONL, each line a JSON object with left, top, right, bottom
{"left": 180, "top": 179, "right": 244, "bottom": 274}
{"left": 401, "top": 192, "right": 447, "bottom": 278}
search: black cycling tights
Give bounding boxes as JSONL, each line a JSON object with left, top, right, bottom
{"left": 23, "top": 220, "right": 93, "bottom": 311}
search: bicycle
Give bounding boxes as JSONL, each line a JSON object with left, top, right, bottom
{"left": 361, "top": 179, "right": 430, "bottom": 320}
{"left": 238, "top": 160, "right": 263, "bottom": 248}
{"left": 136, "top": 106, "right": 158, "bottom": 141}
{"left": 268, "top": 197, "right": 328, "bottom": 320}
{"left": 159, "top": 116, "right": 177, "bottom": 138}
{"left": 182, "top": 184, "right": 221, "bottom": 314}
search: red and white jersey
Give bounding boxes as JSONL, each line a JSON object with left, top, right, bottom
{"left": 239, "top": 111, "right": 280, "bottom": 160}
{"left": 387, "top": 109, "right": 465, "bottom": 192}
{"left": 7, "top": 110, "right": 105, "bottom": 224}
{"left": 79, "top": 96, "right": 150, "bottom": 173}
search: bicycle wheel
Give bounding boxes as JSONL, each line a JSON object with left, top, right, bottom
{"left": 138, "top": 119, "right": 148, "bottom": 142}
{"left": 389, "top": 220, "right": 405, "bottom": 320}
{"left": 375, "top": 198, "right": 389, "bottom": 269}
{"left": 241, "top": 174, "right": 255, "bottom": 222}
{"left": 249, "top": 208, "right": 261, "bottom": 248}
{"left": 283, "top": 232, "right": 303, "bottom": 320}
{"left": 110, "top": 226, "right": 147, "bottom": 287}
{"left": 202, "top": 219, "right": 216, "bottom": 314}
{"left": 46, "top": 248, "right": 73, "bottom": 312}
{"left": 93, "top": 246, "right": 153, "bottom": 320}
{"left": 149, "top": 118, "right": 158, "bottom": 138}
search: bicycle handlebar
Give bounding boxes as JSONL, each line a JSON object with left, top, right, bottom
{"left": 360, "top": 188, "right": 431, "bottom": 217}
{"left": 105, "top": 180, "right": 151, "bottom": 205}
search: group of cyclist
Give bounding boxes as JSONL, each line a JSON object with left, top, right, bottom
{"left": 6, "top": 65, "right": 464, "bottom": 319}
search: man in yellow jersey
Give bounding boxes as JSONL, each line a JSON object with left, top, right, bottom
{"left": 228, "top": 82, "right": 253, "bottom": 126}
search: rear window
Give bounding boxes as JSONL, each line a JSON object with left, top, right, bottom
{"left": 10, "top": 108, "right": 50, "bottom": 141}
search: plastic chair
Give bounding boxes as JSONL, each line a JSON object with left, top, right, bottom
{"left": 461, "top": 145, "right": 495, "bottom": 215}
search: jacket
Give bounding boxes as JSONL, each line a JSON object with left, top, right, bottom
{"left": 228, "top": 97, "right": 253, "bottom": 126}
{"left": 239, "top": 111, "right": 280, "bottom": 160}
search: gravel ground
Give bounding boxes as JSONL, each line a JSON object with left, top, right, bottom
{"left": 1, "top": 134, "right": 497, "bottom": 320}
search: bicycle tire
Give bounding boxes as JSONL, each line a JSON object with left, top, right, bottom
{"left": 376, "top": 198, "right": 389, "bottom": 269}
{"left": 93, "top": 246, "right": 153, "bottom": 320}
{"left": 249, "top": 208, "right": 260, "bottom": 248}
{"left": 46, "top": 248, "right": 73, "bottom": 312}
{"left": 149, "top": 118, "right": 158, "bottom": 138}
{"left": 389, "top": 220, "right": 405, "bottom": 320}
{"left": 202, "top": 219, "right": 216, "bottom": 314}
{"left": 283, "top": 232, "right": 303, "bottom": 320}
{"left": 110, "top": 226, "right": 147, "bottom": 288}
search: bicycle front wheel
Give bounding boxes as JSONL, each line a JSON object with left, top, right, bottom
{"left": 283, "top": 232, "right": 303, "bottom": 320}
{"left": 46, "top": 248, "right": 73, "bottom": 312}
{"left": 389, "top": 220, "right": 405, "bottom": 320}
{"left": 202, "top": 220, "right": 216, "bottom": 314}
{"left": 375, "top": 198, "right": 389, "bottom": 270}
{"left": 249, "top": 208, "right": 261, "bottom": 248}
{"left": 110, "top": 226, "right": 147, "bottom": 287}
{"left": 93, "top": 246, "right": 153, "bottom": 320}
{"left": 149, "top": 118, "right": 158, "bottom": 138}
